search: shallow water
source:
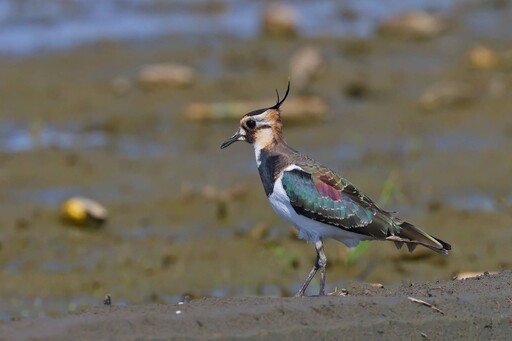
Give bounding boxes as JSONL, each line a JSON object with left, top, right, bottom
{"left": 0, "top": 0, "right": 465, "bottom": 55}
{"left": 0, "top": 121, "right": 171, "bottom": 158}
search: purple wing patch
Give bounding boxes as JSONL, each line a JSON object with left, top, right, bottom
{"left": 314, "top": 181, "right": 341, "bottom": 201}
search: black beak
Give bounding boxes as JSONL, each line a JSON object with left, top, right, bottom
{"left": 220, "top": 132, "right": 242, "bottom": 149}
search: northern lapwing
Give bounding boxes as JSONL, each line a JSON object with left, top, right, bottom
{"left": 220, "top": 82, "right": 451, "bottom": 296}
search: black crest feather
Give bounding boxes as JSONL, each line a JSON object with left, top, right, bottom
{"left": 245, "top": 81, "right": 291, "bottom": 117}
{"left": 270, "top": 81, "right": 290, "bottom": 110}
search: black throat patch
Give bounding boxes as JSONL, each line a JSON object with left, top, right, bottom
{"left": 257, "top": 148, "right": 289, "bottom": 196}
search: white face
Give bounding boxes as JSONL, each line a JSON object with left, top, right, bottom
{"left": 220, "top": 82, "right": 289, "bottom": 150}
{"left": 220, "top": 109, "right": 281, "bottom": 149}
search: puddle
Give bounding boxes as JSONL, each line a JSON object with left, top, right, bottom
{"left": 445, "top": 193, "right": 498, "bottom": 212}
{"left": 114, "top": 137, "right": 168, "bottom": 159}
{"left": 335, "top": 133, "right": 505, "bottom": 163}
{"left": 0, "top": 121, "right": 170, "bottom": 159}
{"left": 10, "top": 183, "right": 150, "bottom": 206}
{"left": 0, "top": 311, "right": 11, "bottom": 322}
{"left": 0, "top": 0, "right": 463, "bottom": 55}
{"left": 426, "top": 134, "right": 506, "bottom": 152}
{"left": 0, "top": 121, "right": 105, "bottom": 152}
{"left": 40, "top": 261, "right": 73, "bottom": 273}
{"left": 464, "top": 2, "right": 512, "bottom": 41}
{"left": 12, "top": 186, "right": 82, "bottom": 206}
{"left": 507, "top": 193, "right": 512, "bottom": 206}
{"left": 208, "top": 287, "right": 230, "bottom": 298}
{"left": 120, "top": 223, "right": 249, "bottom": 243}
{"left": 0, "top": 295, "right": 99, "bottom": 318}
{"left": 67, "top": 296, "right": 103, "bottom": 312}
{"left": 5, "top": 248, "right": 101, "bottom": 275}
{"left": 289, "top": 282, "right": 337, "bottom": 296}
{"left": 4, "top": 260, "right": 23, "bottom": 274}
{"left": 207, "top": 285, "right": 262, "bottom": 298}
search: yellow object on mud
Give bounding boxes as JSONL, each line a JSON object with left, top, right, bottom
{"left": 61, "top": 197, "right": 107, "bottom": 227}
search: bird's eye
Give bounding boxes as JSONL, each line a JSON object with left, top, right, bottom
{"left": 246, "top": 119, "right": 256, "bottom": 129}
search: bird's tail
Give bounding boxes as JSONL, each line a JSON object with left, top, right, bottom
{"left": 389, "top": 221, "right": 451, "bottom": 255}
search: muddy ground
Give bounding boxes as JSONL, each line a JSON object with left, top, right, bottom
{"left": 1, "top": 271, "right": 512, "bottom": 340}
{"left": 0, "top": 1, "right": 511, "bottom": 331}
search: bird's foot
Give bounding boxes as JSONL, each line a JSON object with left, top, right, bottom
{"left": 294, "top": 290, "right": 306, "bottom": 297}
{"left": 295, "top": 289, "right": 326, "bottom": 297}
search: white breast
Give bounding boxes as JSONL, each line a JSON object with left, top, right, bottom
{"left": 254, "top": 146, "right": 262, "bottom": 167}
{"left": 268, "top": 165, "right": 370, "bottom": 247}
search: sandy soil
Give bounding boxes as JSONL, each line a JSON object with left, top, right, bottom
{"left": 1, "top": 271, "right": 511, "bottom": 340}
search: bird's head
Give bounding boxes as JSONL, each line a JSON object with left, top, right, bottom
{"left": 220, "top": 82, "right": 290, "bottom": 150}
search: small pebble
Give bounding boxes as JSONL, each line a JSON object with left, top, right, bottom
{"left": 289, "top": 46, "right": 324, "bottom": 92}
{"left": 249, "top": 223, "right": 271, "bottom": 240}
{"left": 110, "top": 76, "right": 131, "bottom": 96}
{"left": 262, "top": 3, "right": 298, "bottom": 37}
{"left": 419, "top": 81, "right": 474, "bottom": 111}
{"left": 104, "top": 295, "right": 112, "bottom": 306}
{"left": 138, "top": 63, "right": 195, "bottom": 89}
{"left": 455, "top": 271, "right": 497, "bottom": 280}
{"left": 15, "top": 219, "right": 30, "bottom": 230}
{"left": 378, "top": 11, "right": 448, "bottom": 40}
{"left": 344, "top": 77, "right": 370, "bottom": 98}
{"left": 468, "top": 45, "right": 499, "bottom": 69}
{"left": 184, "top": 97, "right": 327, "bottom": 123}
{"left": 61, "top": 197, "right": 108, "bottom": 227}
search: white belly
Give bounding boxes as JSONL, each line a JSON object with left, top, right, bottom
{"left": 268, "top": 170, "right": 370, "bottom": 247}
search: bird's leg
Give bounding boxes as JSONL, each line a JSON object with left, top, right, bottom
{"left": 295, "top": 257, "right": 318, "bottom": 297}
{"left": 295, "top": 239, "right": 326, "bottom": 297}
{"left": 316, "top": 240, "right": 327, "bottom": 296}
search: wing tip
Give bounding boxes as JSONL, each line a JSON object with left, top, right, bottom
{"left": 390, "top": 221, "right": 452, "bottom": 255}
{"left": 430, "top": 238, "right": 451, "bottom": 255}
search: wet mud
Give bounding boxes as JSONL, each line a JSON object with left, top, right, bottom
{"left": 1, "top": 271, "right": 511, "bottom": 340}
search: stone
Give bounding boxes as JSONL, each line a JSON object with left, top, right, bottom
{"left": 60, "top": 197, "right": 107, "bottom": 227}
{"left": 262, "top": 3, "right": 298, "bottom": 37}
{"left": 289, "top": 46, "right": 324, "bottom": 92}
{"left": 138, "top": 63, "right": 195, "bottom": 89}
{"left": 378, "top": 11, "right": 448, "bottom": 40}
{"left": 468, "top": 45, "right": 499, "bottom": 69}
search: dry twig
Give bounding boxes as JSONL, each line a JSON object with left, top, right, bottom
{"left": 408, "top": 296, "right": 445, "bottom": 315}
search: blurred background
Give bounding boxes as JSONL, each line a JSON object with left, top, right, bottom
{"left": 0, "top": 0, "right": 511, "bottom": 319}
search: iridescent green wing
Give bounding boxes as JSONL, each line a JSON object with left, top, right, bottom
{"left": 281, "top": 166, "right": 375, "bottom": 230}
{"left": 282, "top": 164, "right": 450, "bottom": 252}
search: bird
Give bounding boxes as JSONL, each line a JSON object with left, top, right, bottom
{"left": 220, "top": 82, "right": 451, "bottom": 297}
